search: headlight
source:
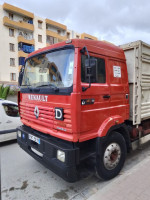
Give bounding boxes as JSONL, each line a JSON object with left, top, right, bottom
{"left": 57, "top": 150, "right": 65, "bottom": 162}
{"left": 17, "top": 130, "right": 21, "bottom": 138}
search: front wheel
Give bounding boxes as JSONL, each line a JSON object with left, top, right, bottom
{"left": 96, "top": 132, "right": 127, "bottom": 180}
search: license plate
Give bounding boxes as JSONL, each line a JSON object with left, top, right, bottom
{"left": 29, "top": 134, "right": 40, "bottom": 144}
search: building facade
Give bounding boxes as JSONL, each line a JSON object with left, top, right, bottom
{"left": 0, "top": 3, "right": 97, "bottom": 85}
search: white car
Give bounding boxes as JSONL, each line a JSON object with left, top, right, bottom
{"left": 0, "top": 99, "right": 22, "bottom": 142}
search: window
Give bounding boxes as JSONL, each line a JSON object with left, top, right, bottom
{"left": 57, "top": 30, "right": 61, "bottom": 34}
{"left": 10, "top": 73, "right": 16, "bottom": 81}
{"left": 46, "top": 36, "right": 55, "bottom": 45}
{"left": 9, "top": 28, "right": 14, "bottom": 37}
{"left": 76, "top": 35, "right": 80, "bottom": 39}
{"left": 23, "top": 17, "right": 28, "bottom": 22}
{"left": 84, "top": 37, "right": 92, "bottom": 40}
{"left": 67, "top": 32, "right": 70, "bottom": 39}
{"left": 38, "top": 35, "right": 42, "bottom": 42}
{"left": 38, "top": 20, "right": 43, "bottom": 29}
{"left": 9, "top": 43, "right": 15, "bottom": 51}
{"left": 54, "top": 38, "right": 58, "bottom": 44}
{"left": 22, "top": 48, "right": 74, "bottom": 88}
{"left": 3, "top": 104, "right": 19, "bottom": 117}
{"left": 81, "top": 55, "right": 106, "bottom": 83}
{"left": 10, "top": 58, "right": 15, "bottom": 66}
{"left": 9, "top": 13, "right": 13, "bottom": 20}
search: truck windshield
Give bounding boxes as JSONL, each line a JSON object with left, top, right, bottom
{"left": 22, "top": 48, "right": 74, "bottom": 89}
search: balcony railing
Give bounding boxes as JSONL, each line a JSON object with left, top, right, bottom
{"left": 18, "top": 36, "right": 35, "bottom": 45}
{"left": 18, "top": 51, "right": 28, "bottom": 58}
{"left": 46, "top": 30, "right": 67, "bottom": 41}
{"left": 3, "top": 16, "right": 34, "bottom": 32}
{"left": 46, "top": 18, "right": 66, "bottom": 30}
{"left": 81, "top": 33, "right": 97, "bottom": 40}
{"left": 18, "top": 43, "right": 35, "bottom": 59}
{"left": 3, "top": 3, "right": 34, "bottom": 19}
{"left": 19, "top": 43, "right": 34, "bottom": 53}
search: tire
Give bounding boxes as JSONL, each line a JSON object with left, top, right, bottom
{"left": 96, "top": 132, "right": 127, "bottom": 180}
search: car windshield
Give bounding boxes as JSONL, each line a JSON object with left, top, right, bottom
{"left": 22, "top": 48, "right": 74, "bottom": 88}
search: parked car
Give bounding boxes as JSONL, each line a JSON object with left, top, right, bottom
{"left": 0, "top": 99, "right": 22, "bottom": 142}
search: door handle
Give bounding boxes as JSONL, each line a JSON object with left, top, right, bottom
{"left": 103, "top": 95, "right": 110, "bottom": 99}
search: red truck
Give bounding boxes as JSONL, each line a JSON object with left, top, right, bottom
{"left": 17, "top": 39, "right": 150, "bottom": 182}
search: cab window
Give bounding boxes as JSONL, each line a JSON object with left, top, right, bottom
{"left": 81, "top": 55, "right": 106, "bottom": 83}
{"left": 3, "top": 104, "right": 19, "bottom": 117}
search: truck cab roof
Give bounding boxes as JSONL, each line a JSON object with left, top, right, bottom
{"left": 27, "top": 39, "right": 125, "bottom": 61}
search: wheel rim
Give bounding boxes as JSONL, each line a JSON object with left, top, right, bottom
{"left": 103, "top": 143, "right": 121, "bottom": 170}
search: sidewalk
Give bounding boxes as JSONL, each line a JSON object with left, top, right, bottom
{"left": 88, "top": 155, "right": 150, "bottom": 200}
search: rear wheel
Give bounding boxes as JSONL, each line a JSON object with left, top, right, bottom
{"left": 96, "top": 132, "right": 127, "bottom": 180}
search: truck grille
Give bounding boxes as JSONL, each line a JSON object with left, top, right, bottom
{"left": 20, "top": 102, "right": 72, "bottom": 133}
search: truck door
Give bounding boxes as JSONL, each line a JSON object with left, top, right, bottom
{"left": 108, "top": 59, "right": 129, "bottom": 120}
{"left": 80, "top": 54, "right": 110, "bottom": 141}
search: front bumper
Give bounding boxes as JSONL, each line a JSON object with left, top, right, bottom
{"left": 17, "top": 125, "right": 79, "bottom": 182}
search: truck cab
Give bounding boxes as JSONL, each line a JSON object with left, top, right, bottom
{"left": 17, "top": 39, "right": 130, "bottom": 182}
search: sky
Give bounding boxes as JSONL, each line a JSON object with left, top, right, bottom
{"left": 0, "top": 0, "right": 150, "bottom": 45}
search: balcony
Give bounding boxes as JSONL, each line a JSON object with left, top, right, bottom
{"left": 18, "top": 43, "right": 35, "bottom": 59}
{"left": 19, "top": 57, "right": 26, "bottom": 66}
{"left": 3, "top": 16, "right": 34, "bottom": 32}
{"left": 18, "top": 36, "right": 34, "bottom": 45}
{"left": 81, "top": 33, "right": 97, "bottom": 40}
{"left": 18, "top": 42, "right": 35, "bottom": 58}
{"left": 18, "top": 51, "right": 28, "bottom": 58}
{"left": 3, "top": 3, "right": 34, "bottom": 19}
{"left": 46, "top": 18, "right": 66, "bottom": 30}
{"left": 46, "top": 30, "right": 67, "bottom": 41}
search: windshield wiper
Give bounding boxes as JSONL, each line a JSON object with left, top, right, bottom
{"left": 36, "top": 83, "right": 59, "bottom": 91}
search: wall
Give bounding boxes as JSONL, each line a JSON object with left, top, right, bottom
{"left": 33, "top": 15, "right": 46, "bottom": 50}
{"left": 0, "top": 5, "right": 18, "bottom": 84}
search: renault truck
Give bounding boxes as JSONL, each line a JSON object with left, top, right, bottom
{"left": 17, "top": 39, "right": 150, "bottom": 182}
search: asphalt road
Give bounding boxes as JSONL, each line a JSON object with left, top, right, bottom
{"left": 1, "top": 140, "right": 150, "bottom": 200}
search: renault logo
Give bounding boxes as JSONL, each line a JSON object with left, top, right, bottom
{"left": 34, "top": 106, "right": 39, "bottom": 119}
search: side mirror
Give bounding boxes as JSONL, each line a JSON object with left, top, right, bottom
{"left": 85, "top": 58, "right": 97, "bottom": 83}
{"left": 18, "top": 66, "right": 24, "bottom": 86}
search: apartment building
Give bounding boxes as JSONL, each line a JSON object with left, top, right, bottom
{"left": 67, "top": 29, "right": 81, "bottom": 40}
{"left": 66, "top": 30, "right": 97, "bottom": 41}
{"left": 0, "top": 3, "right": 97, "bottom": 85}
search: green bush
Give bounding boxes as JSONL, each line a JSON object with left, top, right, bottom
{"left": 0, "top": 85, "right": 4, "bottom": 97}
{"left": 0, "top": 85, "right": 10, "bottom": 100}
{"left": 8, "top": 89, "right": 19, "bottom": 96}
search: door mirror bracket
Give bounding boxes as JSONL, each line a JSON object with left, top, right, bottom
{"left": 18, "top": 66, "right": 24, "bottom": 86}
{"left": 80, "top": 46, "right": 98, "bottom": 92}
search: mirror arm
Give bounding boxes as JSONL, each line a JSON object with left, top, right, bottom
{"left": 82, "top": 76, "right": 91, "bottom": 92}
{"left": 80, "top": 46, "right": 91, "bottom": 92}
{"left": 18, "top": 66, "right": 25, "bottom": 86}
{"left": 80, "top": 46, "right": 90, "bottom": 59}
